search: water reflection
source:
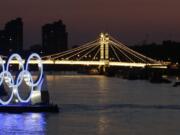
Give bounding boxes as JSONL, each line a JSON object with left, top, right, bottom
{"left": 0, "top": 113, "right": 46, "bottom": 135}
{"left": 97, "top": 76, "right": 109, "bottom": 104}
{"left": 97, "top": 114, "right": 109, "bottom": 135}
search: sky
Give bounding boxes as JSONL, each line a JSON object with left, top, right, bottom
{"left": 0, "top": 0, "right": 180, "bottom": 49}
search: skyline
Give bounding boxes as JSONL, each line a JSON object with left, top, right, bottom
{"left": 1, "top": 0, "right": 180, "bottom": 49}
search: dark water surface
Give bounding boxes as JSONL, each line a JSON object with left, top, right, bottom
{"left": 0, "top": 74, "right": 180, "bottom": 135}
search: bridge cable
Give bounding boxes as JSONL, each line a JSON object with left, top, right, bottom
{"left": 78, "top": 44, "right": 99, "bottom": 60}
{"left": 109, "top": 35, "right": 157, "bottom": 63}
{"left": 111, "top": 43, "right": 135, "bottom": 62}
{"left": 111, "top": 41, "right": 147, "bottom": 63}
{"left": 109, "top": 44, "right": 121, "bottom": 62}
{"left": 51, "top": 43, "right": 98, "bottom": 60}
{"left": 65, "top": 43, "right": 98, "bottom": 60}
{"left": 42, "top": 39, "right": 99, "bottom": 59}
{"left": 92, "top": 48, "right": 100, "bottom": 61}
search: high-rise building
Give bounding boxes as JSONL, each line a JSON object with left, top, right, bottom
{"left": 0, "top": 18, "right": 23, "bottom": 54}
{"left": 5, "top": 18, "right": 23, "bottom": 52}
{"left": 42, "top": 20, "right": 68, "bottom": 54}
{"left": 0, "top": 30, "right": 7, "bottom": 52}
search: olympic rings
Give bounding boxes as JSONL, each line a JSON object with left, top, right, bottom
{"left": 0, "top": 53, "right": 43, "bottom": 105}
{"left": 0, "top": 57, "right": 5, "bottom": 85}
{"left": 25, "top": 53, "right": 43, "bottom": 87}
{"left": 0, "top": 71, "right": 14, "bottom": 105}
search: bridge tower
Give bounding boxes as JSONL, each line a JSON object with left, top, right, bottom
{"left": 100, "top": 33, "right": 109, "bottom": 60}
{"left": 99, "top": 33, "right": 110, "bottom": 73}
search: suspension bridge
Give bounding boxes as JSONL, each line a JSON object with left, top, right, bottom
{"left": 0, "top": 33, "right": 169, "bottom": 73}
{"left": 41, "top": 33, "right": 168, "bottom": 69}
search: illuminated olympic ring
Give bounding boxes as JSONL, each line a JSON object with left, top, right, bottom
{"left": 0, "top": 53, "right": 43, "bottom": 105}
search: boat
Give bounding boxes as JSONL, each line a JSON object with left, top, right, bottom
{"left": 173, "top": 81, "right": 180, "bottom": 87}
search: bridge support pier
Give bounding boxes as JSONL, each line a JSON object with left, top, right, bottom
{"left": 98, "top": 60, "right": 110, "bottom": 74}
{"left": 98, "top": 66, "right": 106, "bottom": 75}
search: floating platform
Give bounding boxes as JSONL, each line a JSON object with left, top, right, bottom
{"left": 0, "top": 104, "right": 59, "bottom": 113}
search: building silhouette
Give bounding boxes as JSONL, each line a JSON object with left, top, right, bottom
{"left": 0, "top": 18, "right": 23, "bottom": 54}
{"left": 42, "top": 20, "right": 68, "bottom": 54}
{"left": 0, "top": 30, "right": 7, "bottom": 52}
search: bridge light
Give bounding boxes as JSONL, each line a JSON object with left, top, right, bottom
{"left": 100, "top": 33, "right": 104, "bottom": 38}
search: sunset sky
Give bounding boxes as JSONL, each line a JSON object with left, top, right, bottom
{"left": 0, "top": 0, "right": 180, "bottom": 49}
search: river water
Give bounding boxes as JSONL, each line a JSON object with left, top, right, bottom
{"left": 0, "top": 73, "right": 180, "bottom": 135}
